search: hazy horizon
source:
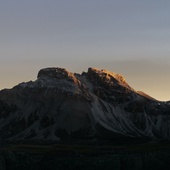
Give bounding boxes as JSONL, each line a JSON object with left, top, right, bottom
{"left": 1, "top": 0, "right": 170, "bottom": 101}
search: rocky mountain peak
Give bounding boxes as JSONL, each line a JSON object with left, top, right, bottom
{"left": 37, "top": 67, "right": 127, "bottom": 85}
{"left": 88, "top": 67, "right": 125, "bottom": 82}
{"left": 0, "top": 66, "right": 169, "bottom": 142}
{"left": 87, "top": 67, "right": 129, "bottom": 89}
{"left": 37, "top": 67, "right": 72, "bottom": 79}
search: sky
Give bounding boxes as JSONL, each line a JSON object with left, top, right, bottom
{"left": 0, "top": 0, "right": 170, "bottom": 101}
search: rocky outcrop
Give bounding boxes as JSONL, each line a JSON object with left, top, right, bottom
{"left": 37, "top": 67, "right": 79, "bottom": 84}
{"left": 87, "top": 67, "right": 127, "bottom": 85}
{"left": 37, "top": 68, "right": 70, "bottom": 79}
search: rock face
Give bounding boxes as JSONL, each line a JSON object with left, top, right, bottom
{"left": 37, "top": 67, "right": 70, "bottom": 79}
{"left": 0, "top": 67, "right": 170, "bottom": 142}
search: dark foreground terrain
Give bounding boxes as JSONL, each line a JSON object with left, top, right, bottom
{"left": 0, "top": 141, "right": 170, "bottom": 170}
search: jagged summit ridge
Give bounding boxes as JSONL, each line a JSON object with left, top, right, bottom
{"left": 37, "top": 67, "right": 130, "bottom": 88}
{"left": 37, "top": 67, "right": 127, "bottom": 83}
{"left": 37, "top": 67, "right": 126, "bottom": 82}
{"left": 18, "top": 67, "right": 132, "bottom": 94}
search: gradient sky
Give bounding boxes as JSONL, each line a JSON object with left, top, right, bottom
{"left": 0, "top": 0, "right": 170, "bottom": 101}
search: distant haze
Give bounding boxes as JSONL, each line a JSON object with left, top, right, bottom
{"left": 0, "top": 0, "right": 170, "bottom": 101}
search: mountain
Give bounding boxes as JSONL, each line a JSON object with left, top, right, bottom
{"left": 0, "top": 67, "right": 170, "bottom": 143}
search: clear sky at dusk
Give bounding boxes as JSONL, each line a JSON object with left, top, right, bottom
{"left": 0, "top": 0, "right": 170, "bottom": 101}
